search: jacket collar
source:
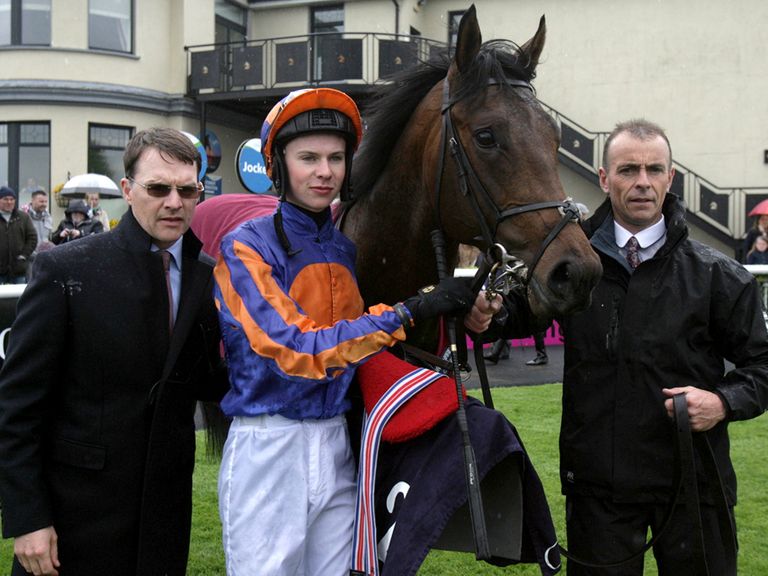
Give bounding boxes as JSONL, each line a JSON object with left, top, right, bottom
{"left": 114, "top": 209, "right": 203, "bottom": 260}
{"left": 280, "top": 201, "right": 334, "bottom": 243}
{"left": 585, "top": 193, "right": 688, "bottom": 258}
{"left": 27, "top": 207, "right": 50, "bottom": 221}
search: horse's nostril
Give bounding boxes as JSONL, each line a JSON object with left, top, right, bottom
{"left": 550, "top": 260, "right": 573, "bottom": 288}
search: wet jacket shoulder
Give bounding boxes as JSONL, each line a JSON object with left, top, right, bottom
{"left": 560, "top": 194, "right": 768, "bottom": 503}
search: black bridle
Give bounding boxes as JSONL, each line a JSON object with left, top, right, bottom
{"left": 428, "top": 74, "right": 582, "bottom": 564}
{"left": 428, "top": 76, "right": 736, "bottom": 574}
{"left": 433, "top": 77, "right": 582, "bottom": 284}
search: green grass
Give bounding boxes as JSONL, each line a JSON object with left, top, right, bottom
{"left": 2, "top": 384, "right": 767, "bottom": 574}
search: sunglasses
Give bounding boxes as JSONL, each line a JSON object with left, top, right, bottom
{"left": 128, "top": 177, "right": 203, "bottom": 199}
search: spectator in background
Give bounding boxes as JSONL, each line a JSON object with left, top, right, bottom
{"left": 458, "top": 243, "right": 481, "bottom": 268}
{"left": 483, "top": 336, "right": 510, "bottom": 363}
{"left": 0, "top": 186, "right": 36, "bottom": 284}
{"left": 21, "top": 187, "right": 55, "bottom": 281}
{"left": 86, "top": 191, "right": 111, "bottom": 231}
{"left": 746, "top": 234, "right": 768, "bottom": 265}
{"left": 743, "top": 213, "right": 768, "bottom": 263}
{"left": 23, "top": 187, "right": 54, "bottom": 251}
{"left": 51, "top": 199, "right": 104, "bottom": 244}
{"left": 526, "top": 330, "right": 548, "bottom": 366}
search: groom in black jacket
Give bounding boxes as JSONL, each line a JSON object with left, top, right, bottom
{"left": 0, "top": 128, "right": 228, "bottom": 576}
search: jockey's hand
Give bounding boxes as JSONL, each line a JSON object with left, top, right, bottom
{"left": 662, "top": 387, "right": 727, "bottom": 432}
{"left": 399, "top": 277, "right": 475, "bottom": 325}
{"left": 14, "top": 526, "right": 60, "bottom": 576}
{"left": 463, "top": 291, "right": 502, "bottom": 333}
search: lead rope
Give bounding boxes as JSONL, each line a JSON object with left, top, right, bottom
{"left": 557, "top": 393, "right": 735, "bottom": 573}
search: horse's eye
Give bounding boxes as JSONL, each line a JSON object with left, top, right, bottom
{"left": 474, "top": 129, "right": 496, "bottom": 148}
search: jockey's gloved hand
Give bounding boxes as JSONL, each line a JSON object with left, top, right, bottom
{"left": 394, "top": 277, "right": 475, "bottom": 328}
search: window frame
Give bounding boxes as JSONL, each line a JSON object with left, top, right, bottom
{"left": 87, "top": 123, "right": 133, "bottom": 185}
{"left": 88, "top": 0, "right": 134, "bottom": 54}
{"left": 215, "top": 0, "right": 246, "bottom": 44}
{"left": 0, "top": 0, "right": 51, "bottom": 47}
{"left": 0, "top": 121, "right": 51, "bottom": 207}
{"left": 448, "top": 10, "right": 465, "bottom": 54}
{"left": 310, "top": 4, "right": 344, "bottom": 82}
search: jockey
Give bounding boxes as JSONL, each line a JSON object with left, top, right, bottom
{"left": 213, "top": 87, "right": 499, "bottom": 576}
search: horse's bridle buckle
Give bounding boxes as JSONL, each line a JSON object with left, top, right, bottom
{"left": 484, "top": 243, "right": 528, "bottom": 299}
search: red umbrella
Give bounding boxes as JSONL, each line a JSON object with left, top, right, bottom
{"left": 749, "top": 198, "right": 768, "bottom": 217}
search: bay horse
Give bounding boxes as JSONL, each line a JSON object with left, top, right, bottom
{"left": 342, "top": 6, "right": 601, "bottom": 339}
{"left": 191, "top": 7, "right": 601, "bottom": 573}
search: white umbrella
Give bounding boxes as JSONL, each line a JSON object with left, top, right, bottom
{"left": 61, "top": 173, "right": 121, "bottom": 199}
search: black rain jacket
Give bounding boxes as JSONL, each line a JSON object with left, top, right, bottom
{"left": 560, "top": 194, "right": 768, "bottom": 504}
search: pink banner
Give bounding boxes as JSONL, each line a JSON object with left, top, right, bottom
{"left": 468, "top": 321, "right": 562, "bottom": 349}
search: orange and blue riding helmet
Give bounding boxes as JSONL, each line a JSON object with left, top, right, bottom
{"left": 260, "top": 88, "right": 363, "bottom": 200}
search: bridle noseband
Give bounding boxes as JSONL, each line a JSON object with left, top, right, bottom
{"left": 433, "top": 76, "right": 582, "bottom": 287}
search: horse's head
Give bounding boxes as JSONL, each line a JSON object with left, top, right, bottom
{"left": 431, "top": 5, "right": 602, "bottom": 320}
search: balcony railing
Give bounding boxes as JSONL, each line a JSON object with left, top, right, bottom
{"left": 186, "top": 32, "right": 447, "bottom": 96}
{"left": 185, "top": 33, "right": 767, "bottom": 248}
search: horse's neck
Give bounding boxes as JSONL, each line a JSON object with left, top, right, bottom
{"left": 349, "top": 197, "right": 459, "bottom": 309}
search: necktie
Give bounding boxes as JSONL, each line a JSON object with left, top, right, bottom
{"left": 625, "top": 236, "right": 641, "bottom": 270}
{"left": 160, "top": 250, "right": 174, "bottom": 333}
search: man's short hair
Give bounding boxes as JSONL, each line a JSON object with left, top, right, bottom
{"left": 123, "top": 128, "right": 201, "bottom": 179}
{"left": 602, "top": 119, "right": 672, "bottom": 169}
{"left": 31, "top": 188, "right": 47, "bottom": 198}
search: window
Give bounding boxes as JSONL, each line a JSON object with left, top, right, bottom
{"left": 215, "top": 0, "right": 246, "bottom": 45}
{"left": 0, "top": 0, "right": 51, "bottom": 46}
{"left": 311, "top": 4, "right": 343, "bottom": 35}
{"left": 0, "top": 122, "right": 50, "bottom": 207}
{"left": 448, "top": 10, "right": 465, "bottom": 53}
{"left": 89, "top": 0, "right": 132, "bottom": 53}
{"left": 311, "top": 5, "right": 343, "bottom": 81}
{"left": 88, "top": 124, "right": 132, "bottom": 185}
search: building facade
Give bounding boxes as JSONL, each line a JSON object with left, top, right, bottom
{"left": 2, "top": 0, "right": 766, "bottom": 256}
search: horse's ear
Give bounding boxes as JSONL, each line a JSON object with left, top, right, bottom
{"left": 519, "top": 15, "right": 547, "bottom": 75}
{"left": 455, "top": 5, "right": 482, "bottom": 74}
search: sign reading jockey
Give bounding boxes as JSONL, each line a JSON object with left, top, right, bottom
{"left": 236, "top": 138, "right": 274, "bottom": 194}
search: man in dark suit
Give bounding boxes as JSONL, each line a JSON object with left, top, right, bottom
{"left": 0, "top": 128, "right": 228, "bottom": 576}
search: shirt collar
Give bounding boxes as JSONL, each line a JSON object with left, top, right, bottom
{"left": 151, "top": 237, "right": 183, "bottom": 269}
{"left": 614, "top": 215, "right": 666, "bottom": 248}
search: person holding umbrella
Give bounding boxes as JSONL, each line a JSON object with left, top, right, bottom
{"left": 743, "top": 199, "right": 768, "bottom": 263}
{"left": 86, "top": 192, "right": 111, "bottom": 231}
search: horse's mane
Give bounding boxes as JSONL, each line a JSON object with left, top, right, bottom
{"left": 352, "top": 39, "right": 535, "bottom": 197}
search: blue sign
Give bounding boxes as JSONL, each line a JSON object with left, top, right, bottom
{"left": 203, "top": 129, "right": 222, "bottom": 173}
{"left": 204, "top": 174, "right": 222, "bottom": 196}
{"left": 236, "top": 138, "right": 273, "bottom": 193}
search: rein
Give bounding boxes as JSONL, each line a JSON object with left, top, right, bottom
{"left": 558, "top": 394, "right": 737, "bottom": 573}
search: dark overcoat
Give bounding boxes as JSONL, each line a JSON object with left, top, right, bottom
{"left": 0, "top": 208, "right": 36, "bottom": 277}
{"left": 0, "top": 209, "right": 227, "bottom": 575}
